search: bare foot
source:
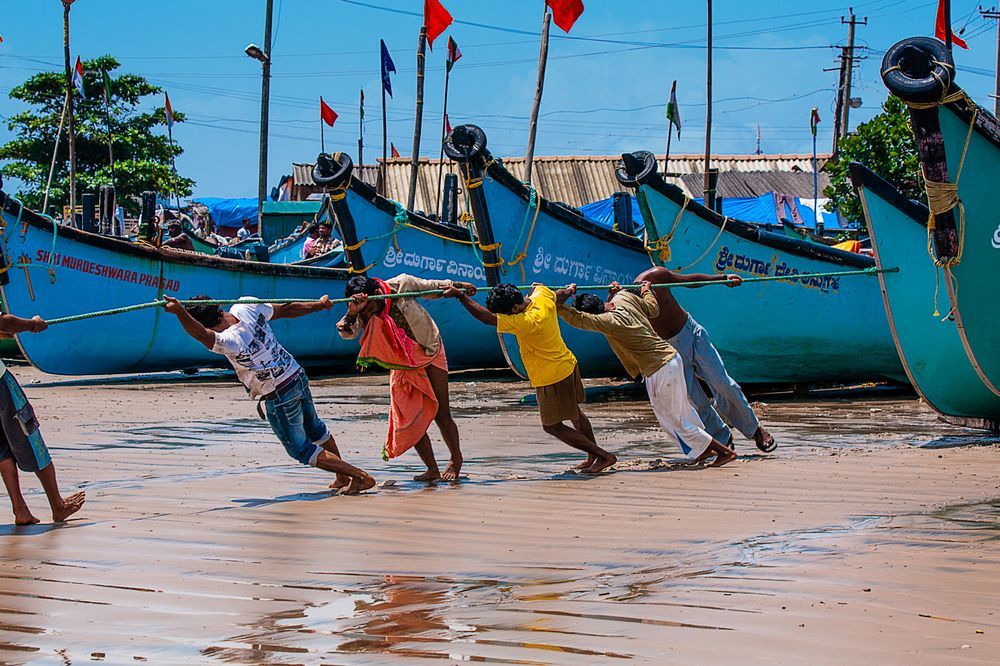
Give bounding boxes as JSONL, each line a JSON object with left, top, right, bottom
{"left": 584, "top": 454, "right": 617, "bottom": 475}
{"left": 754, "top": 427, "right": 776, "bottom": 453}
{"left": 441, "top": 458, "right": 463, "bottom": 482}
{"left": 339, "top": 474, "right": 377, "bottom": 496}
{"left": 573, "top": 457, "right": 595, "bottom": 470}
{"left": 328, "top": 474, "right": 351, "bottom": 490}
{"left": 52, "top": 491, "right": 85, "bottom": 522}
{"left": 413, "top": 469, "right": 442, "bottom": 483}
{"left": 14, "top": 510, "right": 39, "bottom": 526}
{"left": 708, "top": 450, "right": 737, "bottom": 468}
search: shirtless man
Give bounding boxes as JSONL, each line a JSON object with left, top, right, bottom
{"left": 162, "top": 222, "right": 195, "bottom": 252}
{"left": 0, "top": 313, "right": 85, "bottom": 525}
{"left": 634, "top": 266, "right": 776, "bottom": 453}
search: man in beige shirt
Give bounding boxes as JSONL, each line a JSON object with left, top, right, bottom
{"left": 557, "top": 282, "right": 736, "bottom": 467}
{"left": 337, "top": 274, "right": 475, "bottom": 481}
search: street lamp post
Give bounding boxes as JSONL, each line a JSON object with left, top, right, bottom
{"left": 247, "top": 0, "right": 273, "bottom": 219}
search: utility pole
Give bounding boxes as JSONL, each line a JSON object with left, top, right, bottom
{"left": 981, "top": 6, "right": 1000, "bottom": 116}
{"left": 257, "top": 0, "right": 274, "bottom": 215}
{"left": 834, "top": 8, "right": 867, "bottom": 152}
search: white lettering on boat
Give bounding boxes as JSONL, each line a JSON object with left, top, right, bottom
{"left": 382, "top": 246, "right": 486, "bottom": 280}
{"left": 531, "top": 246, "right": 632, "bottom": 285}
{"left": 991, "top": 224, "right": 1000, "bottom": 249}
{"left": 34, "top": 250, "right": 182, "bottom": 292}
{"left": 714, "top": 246, "right": 840, "bottom": 293}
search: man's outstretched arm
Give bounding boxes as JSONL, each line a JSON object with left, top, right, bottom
{"left": 443, "top": 286, "right": 497, "bottom": 327}
{"left": 0, "top": 313, "right": 47, "bottom": 337}
{"left": 637, "top": 266, "right": 742, "bottom": 289}
{"left": 163, "top": 296, "right": 216, "bottom": 350}
{"left": 271, "top": 295, "right": 334, "bottom": 320}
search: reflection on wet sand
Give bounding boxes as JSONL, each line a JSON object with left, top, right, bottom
{"left": 0, "top": 371, "right": 998, "bottom": 663}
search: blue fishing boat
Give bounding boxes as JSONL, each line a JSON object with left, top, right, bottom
{"left": 880, "top": 36, "right": 1000, "bottom": 397}
{"left": 0, "top": 190, "right": 397, "bottom": 376}
{"left": 851, "top": 164, "right": 1000, "bottom": 429}
{"left": 609, "top": 150, "right": 904, "bottom": 384}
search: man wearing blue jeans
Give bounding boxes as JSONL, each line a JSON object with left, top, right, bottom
{"left": 164, "top": 295, "right": 376, "bottom": 495}
{"left": 635, "top": 267, "right": 776, "bottom": 453}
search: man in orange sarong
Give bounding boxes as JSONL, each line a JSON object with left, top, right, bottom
{"left": 337, "top": 275, "right": 476, "bottom": 482}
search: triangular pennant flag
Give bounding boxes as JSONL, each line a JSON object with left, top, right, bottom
{"left": 545, "top": 0, "right": 584, "bottom": 33}
{"left": 164, "top": 91, "right": 175, "bottom": 128}
{"left": 446, "top": 36, "right": 462, "bottom": 72}
{"left": 935, "top": 0, "right": 969, "bottom": 49}
{"left": 320, "top": 97, "right": 337, "bottom": 127}
{"left": 72, "top": 56, "right": 85, "bottom": 97}
{"left": 380, "top": 39, "right": 396, "bottom": 98}
{"left": 810, "top": 107, "right": 820, "bottom": 136}
{"left": 424, "top": 0, "right": 453, "bottom": 49}
{"left": 359, "top": 88, "right": 365, "bottom": 120}
{"left": 391, "top": 143, "right": 401, "bottom": 158}
{"left": 445, "top": 114, "right": 452, "bottom": 135}
{"left": 101, "top": 69, "right": 112, "bottom": 104}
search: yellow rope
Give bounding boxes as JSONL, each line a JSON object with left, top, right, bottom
{"left": 922, "top": 102, "right": 976, "bottom": 269}
{"left": 481, "top": 258, "right": 504, "bottom": 268}
{"left": 348, "top": 261, "right": 376, "bottom": 274}
{"left": 330, "top": 189, "right": 347, "bottom": 202}
{"left": 465, "top": 177, "right": 483, "bottom": 189}
{"left": 677, "top": 215, "right": 730, "bottom": 271}
{"left": 343, "top": 238, "right": 366, "bottom": 251}
{"left": 478, "top": 242, "right": 501, "bottom": 252}
{"left": 644, "top": 196, "right": 690, "bottom": 263}
{"left": 507, "top": 194, "right": 542, "bottom": 268}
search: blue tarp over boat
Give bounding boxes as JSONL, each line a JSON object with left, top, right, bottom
{"left": 579, "top": 192, "right": 859, "bottom": 233}
{"left": 192, "top": 197, "right": 258, "bottom": 229}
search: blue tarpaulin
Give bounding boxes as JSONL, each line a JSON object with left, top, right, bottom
{"left": 192, "top": 197, "right": 259, "bottom": 229}
{"left": 580, "top": 192, "right": 858, "bottom": 234}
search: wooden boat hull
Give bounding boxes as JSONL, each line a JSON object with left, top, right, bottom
{"left": 852, "top": 164, "right": 1000, "bottom": 420}
{"left": 0, "top": 193, "right": 382, "bottom": 376}
{"left": 621, "top": 160, "right": 904, "bottom": 384}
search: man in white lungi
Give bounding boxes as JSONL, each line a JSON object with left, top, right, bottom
{"left": 556, "top": 281, "right": 736, "bottom": 467}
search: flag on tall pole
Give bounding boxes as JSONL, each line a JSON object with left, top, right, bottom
{"left": 391, "top": 143, "right": 400, "bottom": 158}
{"left": 380, "top": 39, "right": 396, "bottom": 98}
{"left": 935, "top": 0, "right": 969, "bottom": 49}
{"left": 424, "top": 0, "right": 453, "bottom": 48}
{"left": 101, "top": 69, "right": 112, "bottom": 104}
{"left": 359, "top": 87, "right": 365, "bottom": 165}
{"left": 446, "top": 36, "right": 462, "bottom": 72}
{"left": 810, "top": 106, "right": 819, "bottom": 231}
{"left": 164, "top": 91, "right": 175, "bottom": 129}
{"left": 666, "top": 80, "right": 681, "bottom": 138}
{"left": 72, "top": 56, "right": 85, "bottom": 97}
{"left": 319, "top": 96, "right": 337, "bottom": 153}
{"left": 755, "top": 123, "right": 762, "bottom": 155}
{"left": 545, "top": 0, "right": 584, "bottom": 33}
{"left": 810, "top": 107, "right": 820, "bottom": 136}
{"left": 445, "top": 114, "right": 452, "bottom": 134}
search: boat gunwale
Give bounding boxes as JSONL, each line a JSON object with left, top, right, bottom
{"left": 347, "top": 176, "right": 473, "bottom": 243}
{"left": 635, "top": 171, "right": 875, "bottom": 269}
{"left": 0, "top": 191, "right": 355, "bottom": 281}
{"left": 847, "top": 163, "right": 929, "bottom": 226}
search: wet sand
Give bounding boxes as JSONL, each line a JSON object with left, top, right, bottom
{"left": 0, "top": 366, "right": 998, "bottom": 664}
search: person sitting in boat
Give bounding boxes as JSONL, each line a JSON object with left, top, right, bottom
{"left": 236, "top": 218, "right": 256, "bottom": 242}
{"left": 337, "top": 274, "right": 475, "bottom": 482}
{"left": 163, "top": 295, "right": 376, "bottom": 495}
{"left": 445, "top": 283, "right": 617, "bottom": 474}
{"left": 0, "top": 312, "right": 85, "bottom": 525}
{"left": 305, "top": 221, "right": 342, "bottom": 259}
{"left": 634, "top": 267, "right": 776, "bottom": 453}
{"left": 557, "top": 282, "right": 736, "bottom": 467}
{"left": 161, "top": 222, "right": 195, "bottom": 252}
{"left": 301, "top": 224, "right": 320, "bottom": 260}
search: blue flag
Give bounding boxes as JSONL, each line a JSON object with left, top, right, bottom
{"left": 380, "top": 39, "right": 396, "bottom": 98}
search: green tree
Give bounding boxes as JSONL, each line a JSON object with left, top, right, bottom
{"left": 0, "top": 55, "right": 194, "bottom": 216}
{"left": 824, "top": 95, "right": 922, "bottom": 226}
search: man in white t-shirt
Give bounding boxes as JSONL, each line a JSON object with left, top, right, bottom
{"left": 164, "top": 295, "right": 375, "bottom": 495}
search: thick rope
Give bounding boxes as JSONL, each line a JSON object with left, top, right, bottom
{"left": 41, "top": 267, "right": 895, "bottom": 327}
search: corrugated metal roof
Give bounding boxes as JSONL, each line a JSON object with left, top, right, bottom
{"left": 291, "top": 153, "right": 831, "bottom": 216}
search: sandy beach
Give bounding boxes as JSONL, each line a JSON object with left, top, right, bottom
{"left": 0, "top": 365, "right": 997, "bottom": 664}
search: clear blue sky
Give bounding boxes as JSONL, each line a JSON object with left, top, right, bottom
{"left": 1, "top": 0, "right": 998, "bottom": 198}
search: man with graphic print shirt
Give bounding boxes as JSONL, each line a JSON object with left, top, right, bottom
{"left": 164, "top": 295, "right": 375, "bottom": 495}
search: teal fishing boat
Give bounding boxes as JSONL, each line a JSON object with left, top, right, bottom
{"left": 880, "top": 37, "right": 1000, "bottom": 398}
{"left": 612, "top": 151, "right": 904, "bottom": 384}
{"left": 852, "top": 164, "right": 1000, "bottom": 429}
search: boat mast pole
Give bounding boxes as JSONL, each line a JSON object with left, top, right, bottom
{"left": 42, "top": 94, "right": 69, "bottom": 217}
{"left": 702, "top": 0, "right": 714, "bottom": 209}
{"left": 434, "top": 61, "right": 451, "bottom": 218}
{"left": 525, "top": 3, "right": 551, "bottom": 187}
{"left": 944, "top": 0, "right": 953, "bottom": 52}
{"left": 62, "top": 0, "right": 77, "bottom": 223}
{"left": 407, "top": 26, "right": 428, "bottom": 211}
{"left": 358, "top": 88, "right": 364, "bottom": 166}
{"left": 381, "top": 73, "right": 388, "bottom": 196}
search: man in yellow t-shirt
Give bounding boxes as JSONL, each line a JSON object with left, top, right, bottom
{"left": 445, "top": 283, "right": 617, "bottom": 474}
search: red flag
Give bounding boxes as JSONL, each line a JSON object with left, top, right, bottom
{"left": 320, "top": 97, "right": 337, "bottom": 127}
{"left": 164, "top": 91, "right": 174, "bottom": 128}
{"left": 391, "top": 143, "right": 401, "bottom": 158}
{"left": 935, "top": 0, "right": 969, "bottom": 49}
{"left": 424, "top": 0, "right": 453, "bottom": 48}
{"left": 445, "top": 114, "right": 452, "bottom": 134}
{"left": 546, "top": 0, "right": 584, "bottom": 33}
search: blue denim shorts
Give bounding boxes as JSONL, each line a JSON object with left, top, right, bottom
{"left": 263, "top": 371, "right": 330, "bottom": 466}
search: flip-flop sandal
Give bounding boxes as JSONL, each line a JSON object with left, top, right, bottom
{"left": 756, "top": 435, "right": 777, "bottom": 453}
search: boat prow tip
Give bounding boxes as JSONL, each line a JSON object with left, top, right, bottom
{"left": 614, "top": 150, "right": 657, "bottom": 188}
